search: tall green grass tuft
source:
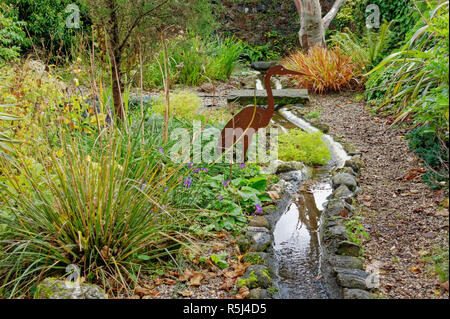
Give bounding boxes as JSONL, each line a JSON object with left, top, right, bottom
{"left": 0, "top": 124, "right": 194, "bottom": 297}
{"left": 144, "top": 34, "right": 243, "bottom": 88}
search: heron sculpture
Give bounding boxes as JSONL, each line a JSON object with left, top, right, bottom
{"left": 217, "top": 65, "right": 304, "bottom": 162}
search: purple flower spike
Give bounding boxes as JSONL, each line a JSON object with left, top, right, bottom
{"left": 183, "top": 177, "right": 193, "bottom": 188}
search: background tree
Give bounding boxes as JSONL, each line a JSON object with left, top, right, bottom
{"left": 82, "top": 0, "right": 212, "bottom": 120}
{"left": 294, "top": 0, "right": 345, "bottom": 50}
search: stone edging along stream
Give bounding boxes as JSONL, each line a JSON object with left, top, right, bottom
{"left": 320, "top": 155, "right": 375, "bottom": 299}
{"left": 234, "top": 132, "right": 375, "bottom": 299}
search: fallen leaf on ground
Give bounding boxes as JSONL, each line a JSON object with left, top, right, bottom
{"left": 189, "top": 272, "right": 205, "bottom": 286}
{"left": 134, "top": 286, "right": 151, "bottom": 296}
{"left": 440, "top": 281, "right": 449, "bottom": 292}
{"left": 179, "top": 269, "right": 194, "bottom": 282}
{"left": 410, "top": 267, "right": 421, "bottom": 274}
{"left": 237, "top": 286, "right": 249, "bottom": 299}
{"left": 153, "top": 278, "right": 163, "bottom": 285}
{"left": 167, "top": 270, "right": 180, "bottom": 277}
{"left": 340, "top": 208, "right": 349, "bottom": 217}
{"left": 164, "top": 278, "right": 177, "bottom": 285}
{"left": 219, "top": 278, "right": 234, "bottom": 291}
{"left": 178, "top": 290, "right": 193, "bottom": 297}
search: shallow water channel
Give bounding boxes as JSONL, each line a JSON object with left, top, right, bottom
{"left": 270, "top": 108, "right": 350, "bottom": 299}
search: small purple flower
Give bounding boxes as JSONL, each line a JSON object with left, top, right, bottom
{"left": 164, "top": 187, "right": 168, "bottom": 192}
{"left": 240, "top": 163, "right": 246, "bottom": 168}
{"left": 201, "top": 168, "right": 208, "bottom": 172}
{"left": 187, "top": 162, "right": 193, "bottom": 168}
{"left": 223, "top": 179, "right": 230, "bottom": 187}
{"left": 194, "top": 168, "right": 200, "bottom": 173}
{"left": 159, "top": 148, "right": 164, "bottom": 154}
{"left": 255, "top": 204, "right": 263, "bottom": 214}
{"left": 183, "top": 177, "right": 193, "bottom": 188}
{"left": 218, "top": 195, "right": 223, "bottom": 201}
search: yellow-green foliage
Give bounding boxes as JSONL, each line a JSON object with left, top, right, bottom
{"left": 278, "top": 129, "right": 331, "bottom": 166}
{"left": 152, "top": 90, "right": 200, "bottom": 121}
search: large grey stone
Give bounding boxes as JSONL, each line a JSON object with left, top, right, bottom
{"left": 244, "top": 227, "right": 272, "bottom": 252}
{"left": 335, "top": 268, "right": 370, "bottom": 290}
{"left": 333, "top": 255, "right": 364, "bottom": 270}
{"left": 333, "top": 185, "right": 353, "bottom": 199}
{"left": 275, "top": 160, "right": 305, "bottom": 173}
{"left": 249, "top": 288, "right": 270, "bottom": 299}
{"left": 249, "top": 216, "right": 270, "bottom": 229}
{"left": 325, "top": 199, "right": 353, "bottom": 217}
{"left": 36, "top": 278, "right": 106, "bottom": 299}
{"left": 336, "top": 241, "right": 361, "bottom": 257}
{"left": 227, "top": 89, "right": 309, "bottom": 106}
{"left": 238, "top": 265, "right": 272, "bottom": 289}
{"left": 325, "top": 225, "right": 349, "bottom": 241}
{"left": 345, "top": 156, "right": 364, "bottom": 174}
{"left": 250, "top": 61, "right": 277, "bottom": 71}
{"left": 236, "top": 234, "right": 253, "bottom": 253}
{"left": 332, "top": 173, "right": 357, "bottom": 191}
{"left": 343, "top": 288, "right": 372, "bottom": 299}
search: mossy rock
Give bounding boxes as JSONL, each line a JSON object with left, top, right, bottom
{"left": 238, "top": 265, "right": 272, "bottom": 289}
{"left": 243, "top": 252, "right": 268, "bottom": 265}
{"left": 36, "top": 277, "right": 106, "bottom": 299}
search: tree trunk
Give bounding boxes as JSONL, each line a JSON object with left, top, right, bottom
{"left": 295, "top": 0, "right": 345, "bottom": 50}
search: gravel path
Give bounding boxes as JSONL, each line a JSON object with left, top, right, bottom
{"left": 311, "top": 93, "right": 449, "bottom": 299}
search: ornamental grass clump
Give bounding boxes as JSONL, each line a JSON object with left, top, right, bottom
{"left": 0, "top": 127, "right": 193, "bottom": 298}
{"left": 283, "top": 46, "right": 356, "bottom": 93}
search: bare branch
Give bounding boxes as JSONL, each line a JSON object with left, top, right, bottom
{"left": 322, "top": 0, "right": 345, "bottom": 30}
{"left": 118, "top": 0, "right": 169, "bottom": 53}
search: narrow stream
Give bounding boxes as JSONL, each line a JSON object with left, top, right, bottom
{"left": 270, "top": 108, "right": 350, "bottom": 299}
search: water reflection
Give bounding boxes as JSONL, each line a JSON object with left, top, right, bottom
{"left": 273, "top": 183, "right": 332, "bottom": 299}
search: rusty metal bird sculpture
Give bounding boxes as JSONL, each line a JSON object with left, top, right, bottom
{"left": 217, "top": 65, "right": 304, "bottom": 162}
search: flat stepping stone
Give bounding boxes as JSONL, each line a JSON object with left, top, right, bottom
{"left": 227, "top": 89, "right": 309, "bottom": 106}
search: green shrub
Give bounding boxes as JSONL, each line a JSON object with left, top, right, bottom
{"left": 150, "top": 90, "right": 201, "bottom": 121}
{"left": 362, "top": 0, "right": 421, "bottom": 51}
{"left": 240, "top": 42, "right": 280, "bottom": 63}
{"left": 366, "top": 1, "right": 449, "bottom": 136}
{"left": 0, "top": 6, "right": 26, "bottom": 62}
{"left": 144, "top": 34, "right": 243, "bottom": 88}
{"left": 329, "top": 21, "right": 392, "bottom": 74}
{"left": 278, "top": 129, "right": 331, "bottom": 166}
{"left": 330, "top": 0, "right": 366, "bottom": 33}
{"left": 4, "top": 0, "right": 91, "bottom": 59}
{"left": 406, "top": 126, "right": 449, "bottom": 189}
